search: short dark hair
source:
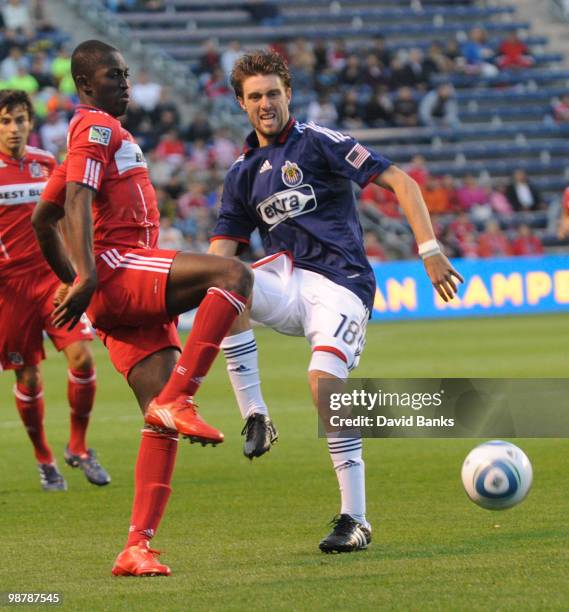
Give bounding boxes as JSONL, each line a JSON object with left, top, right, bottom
{"left": 71, "top": 39, "right": 119, "bottom": 84}
{"left": 0, "top": 89, "right": 34, "bottom": 121}
{"left": 230, "top": 49, "right": 291, "bottom": 99}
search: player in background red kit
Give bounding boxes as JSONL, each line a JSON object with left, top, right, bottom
{"left": 32, "top": 41, "right": 252, "bottom": 577}
{"left": 0, "top": 90, "right": 110, "bottom": 490}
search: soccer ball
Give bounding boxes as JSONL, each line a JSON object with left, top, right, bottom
{"left": 461, "top": 440, "right": 533, "bottom": 510}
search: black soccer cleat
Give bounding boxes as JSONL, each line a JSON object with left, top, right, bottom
{"left": 38, "top": 462, "right": 67, "bottom": 491}
{"left": 319, "top": 514, "right": 372, "bottom": 553}
{"left": 64, "top": 446, "right": 111, "bottom": 486}
{"left": 241, "top": 413, "right": 278, "bottom": 460}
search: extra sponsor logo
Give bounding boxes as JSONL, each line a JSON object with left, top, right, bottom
{"left": 281, "top": 160, "right": 303, "bottom": 187}
{"left": 256, "top": 184, "right": 317, "bottom": 230}
{"left": 0, "top": 182, "right": 47, "bottom": 205}
{"left": 88, "top": 125, "right": 112, "bottom": 146}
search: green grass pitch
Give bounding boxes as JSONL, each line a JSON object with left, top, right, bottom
{"left": 1, "top": 313, "right": 568, "bottom": 610}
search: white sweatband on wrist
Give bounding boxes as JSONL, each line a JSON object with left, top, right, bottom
{"left": 418, "top": 239, "right": 442, "bottom": 260}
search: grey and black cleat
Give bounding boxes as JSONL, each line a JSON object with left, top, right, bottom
{"left": 241, "top": 413, "right": 278, "bottom": 460}
{"left": 38, "top": 462, "right": 67, "bottom": 491}
{"left": 64, "top": 446, "right": 111, "bottom": 486}
{"left": 319, "top": 514, "right": 372, "bottom": 553}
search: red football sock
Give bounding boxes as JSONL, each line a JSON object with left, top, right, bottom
{"left": 156, "top": 287, "right": 247, "bottom": 404}
{"left": 126, "top": 429, "right": 178, "bottom": 548}
{"left": 14, "top": 383, "right": 53, "bottom": 464}
{"left": 67, "top": 368, "right": 96, "bottom": 456}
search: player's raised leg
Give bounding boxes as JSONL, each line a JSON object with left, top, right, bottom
{"left": 62, "top": 340, "right": 110, "bottom": 486}
{"left": 14, "top": 366, "right": 66, "bottom": 491}
{"left": 144, "top": 252, "right": 253, "bottom": 445}
{"left": 221, "top": 311, "right": 278, "bottom": 459}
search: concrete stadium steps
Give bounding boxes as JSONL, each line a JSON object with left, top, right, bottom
{"left": 130, "top": 21, "right": 531, "bottom": 45}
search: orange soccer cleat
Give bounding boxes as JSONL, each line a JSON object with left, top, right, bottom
{"left": 144, "top": 396, "right": 224, "bottom": 446}
{"left": 111, "top": 542, "right": 171, "bottom": 577}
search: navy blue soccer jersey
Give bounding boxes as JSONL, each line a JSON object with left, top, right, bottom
{"left": 212, "top": 118, "right": 393, "bottom": 311}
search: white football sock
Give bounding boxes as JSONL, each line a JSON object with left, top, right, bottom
{"left": 221, "top": 330, "right": 269, "bottom": 420}
{"left": 327, "top": 435, "right": 368, "bottom": 527}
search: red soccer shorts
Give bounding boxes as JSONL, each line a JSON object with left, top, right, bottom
{"left": 0, "top": 269, "right": 93, "bottom": 370}
{"left": 88, "top": 248, "right": 182, "bottom": 378}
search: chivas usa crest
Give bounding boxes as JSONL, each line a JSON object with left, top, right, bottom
{"left": 281, "top": 160, "right": 303, "bottom": 187}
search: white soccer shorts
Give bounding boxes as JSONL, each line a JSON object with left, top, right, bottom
{"left": 250, "top": 252, "right": 369, "bottom": 372}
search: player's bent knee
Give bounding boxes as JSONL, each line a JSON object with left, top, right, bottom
{"left": 15, "top": 366, "right": 42, "bottom": 392}
{"left": 218, "top": 259, "right": 253, "bottom": 297}
{"left": 65, "top": 343, "right": 94, "bottom": 372}
{"left": 309, "top": 349, "right": 349, "bottom": 380}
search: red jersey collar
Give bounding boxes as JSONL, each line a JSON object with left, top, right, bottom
{"left": 243, "top": 116, "right": 296, "bottom": 154}
{"left": 0, "top": 146, "right": 26, "bottom": 164}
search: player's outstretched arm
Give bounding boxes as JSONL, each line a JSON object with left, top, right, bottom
{"left": 51, "top": 182, "right": 98, "bottom": 329}
{"left": 32, "top": 199, "right": 77, "bottom": 285}
{"left": 375, "top": 165, "right": 464, "bottom": 302}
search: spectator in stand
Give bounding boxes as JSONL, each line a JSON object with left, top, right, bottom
{"left": 456, "top": 174, "right": 490, "bottom": 212}
{"left": 449, "top": 211, "right": 476, "bottom": 246}
{"left": 488, "top": 181, "right": 514, "bottom": 216}
{"left": 339, "top": 54, "right": 362, "bottom": 87}
{"left": 439, "top": 226, "right": 463, "bottom": 258}
{"left": 197, "top": 39, "right": 221, "bottom": 78}
{"left": 558, "top": 186, "right": 569, "bottom": 239}
{"left": 370, "top": 34, "right": 392, "bottom": 70}
{"left": 364, "top": 85, "right": 393, "bottom": 127}
{"left": 221, "top": 41, "right": 243, "bottom": 80}
{"left": 422, "top": 175, "right": 454, "bottom": 215}
{"left": 184, "top": 111, "right": 213, "bottom": 143}
{"left": 210, "top": 127, "right": 240, "bottom": 170}
{"left": 359, "top": 181, "right": 401, "bottom": 219}
{"left": 8, "top": 64, "right": 38, "bottom": 94}
{"left": 496, "top": 32, "right": 534, "bottom": 70}
{"left": 328, "top": 39, "right": 348, "bottom": 71}
{"left": 506, "top": 169, "right": 546, "bottom": 212}
{"left": 131, "top": 69, "right": 162, "bottom": 112}
{"left": 552, "top": 94, "right": 569, "bottom": 123}
{"left": 204, "top": 66, "right": 230, "bottom": 99}
{"left": 405, "top": 154, "right": 430, "bottom": 188}
{"left": 419, "top": 83, "right": 459, "bottom": 129}
{"left": 155, "top": 129, "right": 186, "bottom": 167}
{"left": 336, "top": 88, "right": 364, "bottom": 129}
{"left": 313, "top": 40, "right": 329, "bottom": 73}
{"left": 1, "top": 46, "right": 28, "bottom": 81}
{"left": 441, "top": 174, "right": 459, "bottom": 209}
{"left": 186, "top": 138, "right": 212, "bottom": 173}
{"left": 477, "top": 220, "right": 512, "bottom": 258}
{"left": 150, "top": 87, "right": 180, "bottom": 129}
{"left": 29, "top": 51, "right": 55, "bottom": 89}
{"left": 461, "top": 27, "right": 498, "bottom": 77}
{"left": 307, "top": 91, "right": 338, "bottom": 127}
{"left": 39, "top": 110, "right": 68, "bottom": 156}
{"left": 392, "top": 86, "right": 419, "bottom": 127}
{"left": 158, "top": 216, "right": 186, "bottom": 251}
{"left": 404, "top": 48, "right": 430, "bottom": 91}
{"left": 363, "top": 230, "right": 386, "bottom": 261}
{"left": 444, "top": 38, "right": 463, "bottom": 71}
{"left": 289, "top": 38, "right": 316, "bottom": 75}
{"left": 361, "top": 53, "right": 389, "bottom": 90}
{"left": 511, "top": 224, "right": 544, "bottom": 256}
{"left": 50, "top": 46, "right": 71, "bottom": 87}
{"left": 2, "top": 0, "right": 32, "bottom": 34}
{"left": 422, "top": 41, "right": 450, "bottom": 81}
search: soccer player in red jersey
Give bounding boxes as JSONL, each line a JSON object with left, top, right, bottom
{"left": 32, "top": 41, "right": 252, "bottom": 576}
{"left": 0, "top": 90, "right": 110, "bottom": 490}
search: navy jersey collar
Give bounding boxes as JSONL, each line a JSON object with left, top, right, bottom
{"left": 243, "top": 116, "right": 296, "bottom": 154}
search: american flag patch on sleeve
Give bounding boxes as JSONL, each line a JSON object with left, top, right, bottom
{"left": 345, "top": 143, "right": 370, "bottom": 169}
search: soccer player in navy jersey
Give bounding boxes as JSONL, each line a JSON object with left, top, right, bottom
{"left": 209, "top": 50, "right": 463, "bottom": 553}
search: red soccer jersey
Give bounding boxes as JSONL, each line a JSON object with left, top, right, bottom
{"left": 58, "top": 104, "right": 159, "bottom": 254}
{"left": 0, "top": 145, "right": 55, "bottom": 278}
{"left": 563, "top": 187, "right": 569, "bottom": 214}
